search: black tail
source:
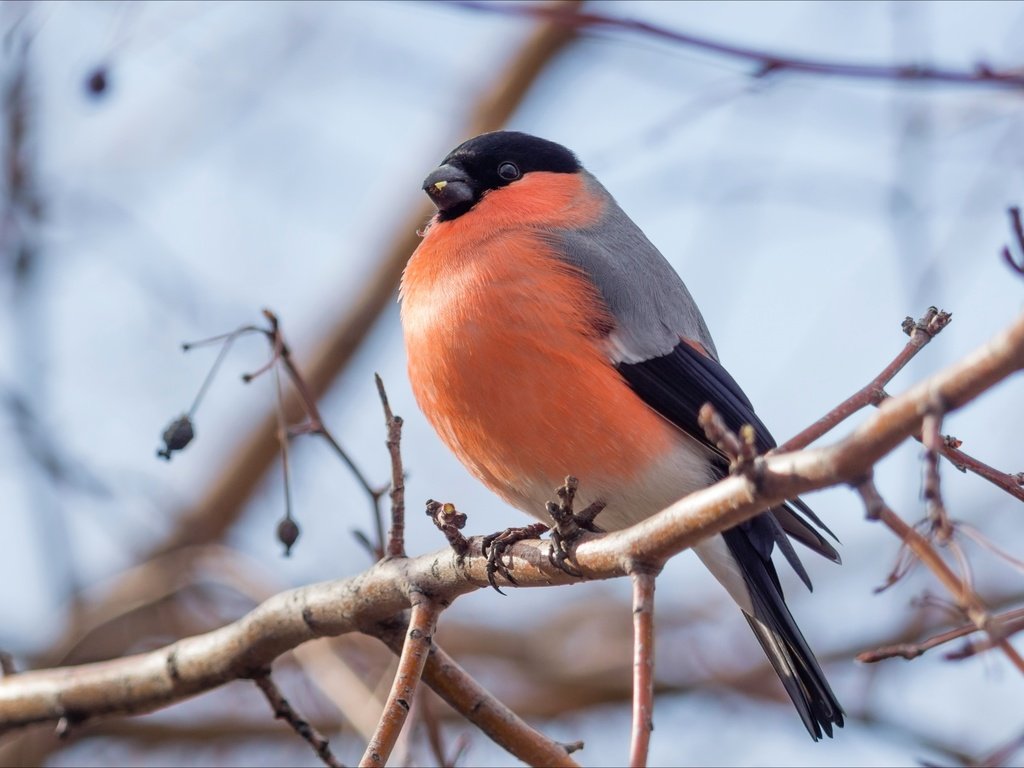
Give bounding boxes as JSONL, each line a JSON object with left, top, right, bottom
{"left": 722, "top": 521, "right": 844, "bottom": 741}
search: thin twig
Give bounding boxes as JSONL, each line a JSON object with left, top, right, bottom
{"left": 426, "top": 500, "right": 470, "bottom": 560}
{"left": 272, "top": 363, "right": 299, "bottom": 556}
{"left": 1003, "top": 206, "right": 1024, "bottom": 276}
{"left": 451, "top": 1, "right": 1024, "bottom": 89}
{"left": 252, "top": 669, "right": 345, "bottom": 768}
{"left": 939, "top": 438, "right": 1024, "bottom": 502}
{"left": 945, "top": 613, "right": 1024, "bottom": 662}
{"left": 781, "top": 307, "right": 951, "bottom": 451}
{"left": 0, "top": 653, "right": 14, "bottom": 677}
{"left": 361, "top": 596, "right": 441, "bottom": 768}
{"left": 371, "top": 625, "right": 581, "bottom": 768}
{"left": 920, "top": 404, "right": 954, "bottom": 545}
{"left": 856, "top": 479, "right": 1024, "bottom": 675}
{"left": 857, "top": 606, "right": 1024, "bottom": 663}
{"left": 628, "top": 571, "right": 656, "bottom": 768}
{"left": 256, "top": 310, "right": 386, "bottom": 556}
{"left": 375, "top": 374, "right": 406, "bottom": 559}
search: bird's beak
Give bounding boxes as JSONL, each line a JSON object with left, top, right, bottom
{"left": 422, "top": 164, "right": 475, "bottom": 213}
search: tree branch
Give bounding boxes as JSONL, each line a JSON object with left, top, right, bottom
{"left": 360, "top": 597, "right": 439, "bottom": 767}
{"left": 628, "top": 570, "right": 656, "bottom": 768}
{"left": 452, "top": 2, "right": 1024, "bottom": 89}
{"left": 2, "top": 309, "right": 1021, "bottom": 738}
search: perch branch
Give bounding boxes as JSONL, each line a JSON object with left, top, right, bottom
{"left": 1, "top": 308, "right": 1022, "bottom": 753}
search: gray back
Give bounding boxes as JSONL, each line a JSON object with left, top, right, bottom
{"left": 540, "top": 171, "right": 717, "bottom": 363}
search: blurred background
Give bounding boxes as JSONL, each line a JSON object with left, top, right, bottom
{"left": 1, "top": 1, "right": 1023, "bottom": 765}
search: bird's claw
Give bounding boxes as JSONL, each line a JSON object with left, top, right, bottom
{"left": 481, "top": 522, "right": 549, "bottom": 594}
{"left": 545, "top": 476, "right": 606, "bottom": 578}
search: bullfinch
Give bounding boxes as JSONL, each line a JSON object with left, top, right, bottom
{"left": 400, "top": 131, "right": 844, "bottom": 740}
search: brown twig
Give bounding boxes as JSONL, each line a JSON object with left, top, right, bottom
{"left": 375, "top": 374, "right": 406, "bottom": 559}
{"left": 779, "top": 307, "right": 1023, "bottom": 503}
{"left": 944, "top": 612, "right": 1024, "bottom": 662}
{"left": 628, "top": 571, "right": 656, "bottom": 768}
{"left": 856, "top": 606, "right": 1024, "bottom": 663}
{"left": 252, "top": 669, "right": 344, "bottom": 768}
{"left": 451, "top": 2, "right": 1024, "bottom": 89}
{"left": 856, "top": 479, "right": 1024, "bottom": 675}
{"left": 0, "top": 652, "right": 15, "bottom": 677}
{"left": 361, "top": 596, "right": 440, "bottom": 767}
{"left": 940, "top": 439, "right": 1024, "bottom": 502}
{"left": 920, "top": 404, "right": 954, "bottom": 545}
{"left": 426, "top": 500, "right": 470, "bottom": 560}
{"left": 1002, "top": 206, "right": 1024, "bottom": 276}
{"left": 371, "top": 625, "right": 581, "bottom": 768}
{"left": 781, "top": 307, "right": 951, "bottom": 452}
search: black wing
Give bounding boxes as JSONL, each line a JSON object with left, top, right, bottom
{"left": 618, "top": 340, "right": 844, "bottom": 740}
{"left": 617, "top": 341, "right": 840, "bottom": 567}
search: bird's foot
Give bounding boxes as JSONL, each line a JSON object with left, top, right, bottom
{"left": 545, "top": 476, "right": 605, "bottom": 577}
{"left": 481, "top": 522, "right": 550, "bottom": 594}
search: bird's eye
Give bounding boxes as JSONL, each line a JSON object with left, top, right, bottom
{"left": 497, "top": 162, "right": 521, "bottom": 181}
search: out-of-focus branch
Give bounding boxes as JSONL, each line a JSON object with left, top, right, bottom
{"left": 857, "top": 606, "right": 1024, "bottom": 663}
{"left": 453, "top": 1, "right": 1024, "bottom": 89}
{"left": 252, "top": 669, "right": 344, "bottom": 768}
{"left": 856, "top": 480, "right": 1024, "bottom": 674}
{"left": 2, "top": 308, "right": 1022, "bottom": 735}
{"left": 1002, "top": 206, "right": 1024, "bottom": 275}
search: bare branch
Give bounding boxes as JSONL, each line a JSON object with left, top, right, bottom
{"left": 940, "top": 438, "right": 1024, "bottom": 502}
{"left": 1003, "top": 206, "right": 1024, "bottom": 276}
{"left": 252, "top": 669, "right": 344, "bottom": 768}
{"left": 855, "top": 479, "right": 1024, "bottom": 674}
{"left": 857, "top": 606, "right": 1024, "bottom": 663}
{"left": 628, "top": 571, "right": 656, "bottom": 768}
{"left": 375, "top": 374, "right": 406, "bottom": 560}
{"left": 452, "top": 2, "right": 1024, "bottom": 89}
{"left": 780, "top": 306, "right": 951, "bottom": 451}
{"left": 370, "top": 625, "right": 581, "bottom": 767}
{"left": 361, "top": 597, "right": 440, "bottom": 767}
{"left": 1, "top": 309, "right": 1021, "bottom": 736}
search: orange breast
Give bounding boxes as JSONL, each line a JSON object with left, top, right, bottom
{"left": 400, "top": 173, "right": 677, "bottom": 510}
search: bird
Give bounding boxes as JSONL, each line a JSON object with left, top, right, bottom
{"left": 399, "top": 130, "right": 844, "bottom": 740}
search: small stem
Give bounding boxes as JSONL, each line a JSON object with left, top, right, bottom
{"left": 253, "top": 669, "right": 344, "bottom": 768}
{"left": 629, "top": 571, "right": 656, "bottom": 768}
{"left": 857, "top": 479, "right": 1024, "bottom": 675}
{"left": 780, "top": 307, "right": 950, "bottom": 451}
{"left": 361, "top": 597, "right": 440, "bottom": 767}
{"left": 375, "top": 374, "right": 406, "bottom": 559}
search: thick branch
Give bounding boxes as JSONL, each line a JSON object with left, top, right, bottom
{"left": 1, "top": 309, "right": 1022, "bottom": 735}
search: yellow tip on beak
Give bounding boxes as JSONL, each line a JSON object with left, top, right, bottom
{"left": 433, "top": 180, "right": 448, "bottom": 192}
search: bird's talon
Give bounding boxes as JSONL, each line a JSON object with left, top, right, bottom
{"left": 481, "top": 523, "right": 549, "bottom": 593}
